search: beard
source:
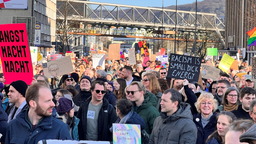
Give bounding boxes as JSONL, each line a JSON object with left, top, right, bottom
{"left": 35, "top": 104, "right": 54, "bottom": 117}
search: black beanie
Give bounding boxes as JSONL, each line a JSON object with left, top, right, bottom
{"left": 10, "top": 80, "right": 28, "bottom": 97}
{"left": 71, "top": 73, "right": 79, "bottom": 83}
{"left": 80, "top": 75, "right": 92, "bottom": 84}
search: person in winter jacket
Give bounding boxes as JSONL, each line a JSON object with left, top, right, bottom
{"left": 149, "top": 89, "right": 197, "bottom": 144}
{"left": 5, "top": 83, "right": 72, "bottom": 144}
{"left": 0, "top": 101, "right": 7, "bottom": 143}
{"left": 73, "top": 76, "right": 92, "bottom": 106}
{"left": 126, "top": 81, "right": 159, "bottom": 135}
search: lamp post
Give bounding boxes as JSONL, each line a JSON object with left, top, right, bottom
{"left": 162, "top": 0, "right": 164, "bottom": 50}
{"left": 174, "top": 0, "right": 177, "bottom": 54}
{"left": 192, "top": 0, "right": 197, "bottom": 56}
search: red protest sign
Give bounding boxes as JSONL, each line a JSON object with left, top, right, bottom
{"left": 160, "top": 48, "right": 165, "bottom": 55}
{"left": 0, "top": 23, "right": 33, "bottom": 85}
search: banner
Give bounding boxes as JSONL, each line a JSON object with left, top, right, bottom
{"left": 0, "top": 23, "right": 33, "bottom": 84}
{"left": 201, "top": 64, "right": 220, "bottom": 81}
{"left": 128, "top": 48, "right": 136, "bottom": 65}
{"left": 43, "top": 56, "right": 73, "bottom": 78}
{"left": 108, "top": 44, "right": 120, "bottom": 60}
{"left": 219, "top": 54, "right": 234, "bottom": 73}
{"left": 0, "top": 0, "right": 28, "bottom": 9}
{"left": 113, "top": 124, "right": 141, "bottom": 144}
{"left": 167, "top": 54, "right": 201, "bottom": 82}
{"left": 93, "top": 54, "right": 105, "bottom": 69}
{"left": 207, "top": 48, "right": 218, "bottom": 56}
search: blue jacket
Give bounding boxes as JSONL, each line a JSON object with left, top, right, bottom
{"left": 72, "top": 116, "right": 80, "bottom": 140}
{"left": 104, "top": 90, "right": 117, "bottom": 107}
{"left": 0, "top": 101, "right": 7, "bottom": 143}
{"left": 5, "top": 109, "right": 72, "bottom": 144}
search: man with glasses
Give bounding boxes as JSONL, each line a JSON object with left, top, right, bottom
{"left": 232, "top": 87, "right": 256, "bottom": 119}
{"left": 159, "top": 68, "right": 167, "bottom": 79}
{"left": 215, "top": 79, "right": 230, "bottom": 105}
{"left": 77, "top": 80, "right": 117, "bottom": 141}
{"left": 126, "top": 81, "right": 159, "bottom": 135}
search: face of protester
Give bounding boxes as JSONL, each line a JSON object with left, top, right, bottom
{"left": 146, "top": 61, "right": 151, "bottom": 67}
{"left": 217, "top": 115, "right": 231, "bottom": 137}
{"left": 137, "top": 67, "right": 143, "bottom": 73}
{"left": 217, "top": 83, "right": 228, "bottom": 97}
{"left": 200, "top": 99, "right": 213, "bottom": 117}
{"left": 211, "top": 84, "right": 217, "bottom": 95}
{"left": 225, "top": 130, "right": 248, "bottom": 144}
{"left": 55, "top": 91, "right": 63, "bottom": 101}
{"left": 173, "top": 79, "right": 183, "bottom": 90}
{"left": 122, "top": 68, "right": 129, "bottom": 79}
{"left": 126, "top": 85, "right": 143, "bottom": 102}
{"left": 113, "top": 80, "right": 120, "bottom": 91}
{"left": 142, "top": 76, "right": 150, "bottom": 89}
{"left": 68, "top": 108, "right": 75, "bottom": 118}
{"left": 226, "top": 90, "right": 238, "bottom": 105}
{"left": 240, "top": 94, "right": 255, "bottom": 111}
{"left": 160, "top": 92, "right": 178, "bottom": 116}
{"left": 246, "top": 81, "right": 254, "bottom": 88}
{"left": 8, "top": 86, "right": 23, "bottom": 104}
{"left": 65, "top": 78, "right": 73, "bottom": 86}
{"left": 159, "top": 69, "right": 167, "bottom": 79}
{"left": 241, "top": 76, "right": 246, "bottom": 86}
{"left": 249, "top": 105, "right": 256, "bottom": 123}
{"left": 107, "top": 84, "right": 113, "bottom": 92}
{"left": 234, "top": 75, "right": 240, "bottom": 82}
{"left": 80, "top": 78, "right": 91, "bottom": 91}
{"left": 106, "top": 74, "right": 112, "bottom": 81}
{"left": 35, "top": 87, "right": 55, "bottom": 117}
{"left": 117, "top": 70, "right": 123, "bottom": 78}
{"left": 85, "top": 70, "right": 94, "bottom": 79}
{"left": 231, "top": 83, "right": 237, "bottom": 88}
{"left": 91, "top": 84, "right": 105, "bottom": 103}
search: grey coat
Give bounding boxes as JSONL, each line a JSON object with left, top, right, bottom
{"left": 149, "top": 102, "right": 197, "bottom": 144}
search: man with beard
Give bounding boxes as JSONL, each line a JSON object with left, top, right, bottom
{"left": 73, "top": 76, "right": 92, "bottom": 106}
{"left": 122, "top": 65, "right": 141, "bottom": 86}
{"left": 5, "top": 83, "right": 71, "bottom": 144}
{"left": 215, "top": 79, "right": 230, "bottom": 105}
{"left": 232, "top": 87, "right": 256, "bottom": 119}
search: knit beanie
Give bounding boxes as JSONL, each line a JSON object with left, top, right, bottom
{"left": 57, "top": 97, "right": 74, "bottom": 115}
{"left": 80, "top": 75, "right": 92, "bottom": 84}
{"left": 95, "top": 78, "right": 108, "bottom": 83}
{"left": 10, "top": 80, "right": 28, "bottom": 97}
{"left": 71, "top": 73, "right": 79, "bottom": 83}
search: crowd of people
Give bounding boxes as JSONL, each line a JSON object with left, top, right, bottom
{"left": 1, "top": 55, "right": 256, "bottom": 144}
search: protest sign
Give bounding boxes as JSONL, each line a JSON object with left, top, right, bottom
{"left": 0, "top": 23, "right": 33, "bottom": 84}
{"left": 252, "top": 57, "right": 256, "bottom": 80}
{"left": 219, "top": 54, "right": 234, "bottom": 73}
{"left": 156, "top": 55, "right": 168, "bottom": 63}
{"left": 231, "top": 60, "right": 239, "bottom": 70}
{"left": 150, "top": 54, "right": 156, "bottom": 61}
{"left": 128, "top": 48, "right": 136, "bottom": 65}
{"left": 43, "top": 56, "right": 73, "bottom": 78}
{"left": 207, "top": 48, "right": 218, "bottom": 56}
{"left": 93, "top": 54, "right": 105, "bottom": 69}
{"left": 50, "top": 54, "right": 62, "bottom": 61}
{"left": 30, "top": 46, "right": 38, "bottom": 65}
{"left": 113, "top": 124, "right": 141, "bottom": 144}
{"left": 156, "top": 52, "right": 161, "bottom": 56}
{"left": 38, "top": 140, "right": 110, "bottom": 144}
{"left": 160, "top": 48, "right": 165, "bottom": 55}
{"left": 136, "top": 53, "right": 141, "bottom": 61}
{"left": 108, "top": 44, "right": 120, "bottom": 60}
{"left": 65, "top": 52, "right": 75, "bottom": 63}
{"left": 167, "top": 54, "right": 201, "bottom": 82}
{"left": 201, "top": 64, "right": 220, "bottom": 81}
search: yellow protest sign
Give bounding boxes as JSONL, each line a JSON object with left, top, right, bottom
{"left": 219, "top": 54, "right": 234, "bottom": 73}
{"left": 37, "top": 52, "right": 42, "bottom": 61}
{"left": 141, "top": 48, "right": 144, "bottom": 55}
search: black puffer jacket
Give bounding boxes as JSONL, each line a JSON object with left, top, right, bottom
{"left": 73, "top": 91, "right": 92, "bottom": 106}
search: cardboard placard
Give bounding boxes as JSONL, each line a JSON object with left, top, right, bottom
{"left": 156, "top": 52, "right": 161, "bottom": 56}
{"left": 230, "top": 60, "right": 239, "bottom": 70}
{"left": 201, "top": 64, "right": 220, "bottom": 81}
{"left": 219, "top": 54, "right": 234, "bottom": 73}
{"left": 92, "top": 54, "right": 105, "bottom": 69}
{"left": 0, "top": 23, "right": 33, "bottom": 85}
{"left": 113, "top": 124, "right": 141, "bottom": 144}
{"left": 207, "top": 48, "right": 218, "bottom": 56}
{"left": 128, "top": 48, "right": 136, "bottom": 65}
{"left": 167, "top": 54, "right": 201, "bottom": 82}
{"left": 252, "top": 57, "right": 256, "bottom": 80}
{"left": 150, "top": 54, "right": 156, "bottom": 61}
{"left": 108, "top": 44, "right": 120, "bottom": 60}
{"left": 43, "top": 56, "right": 73, "bottom": 78}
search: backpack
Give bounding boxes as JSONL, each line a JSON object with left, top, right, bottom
{"left": 141, "top": 129, "right": 150, "bottom": 144}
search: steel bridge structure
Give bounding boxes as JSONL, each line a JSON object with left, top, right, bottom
{"left": 56, "top": 0, "right": 225, "bottom": 46}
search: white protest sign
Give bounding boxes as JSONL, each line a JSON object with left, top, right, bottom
{"left": 128, "top": 48, "right": 136, "bottom": 65}
{"left": 156, "top": 55, "right": 168, "bottom": 63}
{"left": 30, "top": 46, "right": 38, "bottom": 65}
{"left": 93, "top": 54, "right": 105, "bottom": 69}
{"left": 113, "top": 124, "right": 141, "bottom": 144}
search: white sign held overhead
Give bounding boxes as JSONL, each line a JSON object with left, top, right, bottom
{"left": 93, "top": 54, "right": 105, "bottom": 69}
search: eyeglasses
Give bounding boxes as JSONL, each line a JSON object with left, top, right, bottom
{"left": 217, "top": 87, "right": 226, "bottom": 89}
{"left": 201, "top": 102, "right": 213, "bottom": 105}
{"left": 228, "top": 94, "right": 238, "bottom": 97}
{"left": 142, "top": 79, "right": 149, "bottom": 82}
{"left": 55, "top": 95, "right": 62, "bottom": 98}
{"left": 66, "top": 78, "right": 73, "bottom": 81}
{"left": 127, "top": 90, "right": 139, "bottom": 95}
{"left": 161, "top": 72, "right": 166, "bottom": 74}
{"left": 95, "top": 90, "right": 106, "bottom": 94}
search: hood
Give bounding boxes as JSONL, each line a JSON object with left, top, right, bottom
{"left": 160, "top": 102, "right": 193, "bottom": 123}
{"left": 144, "top": 91, "right": 154, "bottom": 99}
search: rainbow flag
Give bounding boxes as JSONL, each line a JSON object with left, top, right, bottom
{"left": 247, "top": 27, "right": 256, "bottom": 49}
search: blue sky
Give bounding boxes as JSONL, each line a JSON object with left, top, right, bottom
{"left": 89, "top": 0, "right": 203, "bottom": 7}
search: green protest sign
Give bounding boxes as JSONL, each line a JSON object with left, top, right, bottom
{"left": 207, "top": 48, "right": 218, "bottom": 56}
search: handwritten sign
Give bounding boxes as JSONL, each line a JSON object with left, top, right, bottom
{"left": 167, "top": 54, "right": 201, "bottom": 82}
{"left": 93, "top": 54, "right": 105, "bottom": 69}
{"left": 201, "top": 65, "right": 220, "bottom": 81}
{"left": 252, "top": 57, "right": 256, "bottom": 80}
{"left": 219, "top": 54, "right": 234, "bottom": 73}
{"left": 113, "top": 124, "right": 141, "bottom": 144}
{"left": 109, "top": 44, "right": 120, "bottom": 60}
{"left": 128, "top": 48, "right": 136, "bottom": 65}
{"left": 156, "top": 55, "right": 168, "bottom": 63}
{"left": 43, "top": 56, "right": 73, "bottom": 78}
{"left": 0, "top": 23, "right": 33, "bottom": 84}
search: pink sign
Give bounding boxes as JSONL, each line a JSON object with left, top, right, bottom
{"left": 0, "top": 23, "right": 33, "bottom": 85}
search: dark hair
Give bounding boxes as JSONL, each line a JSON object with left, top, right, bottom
{"left": 64, "top": 85, "right": 79, "bottom": 98}
{"left": 222, "top": 87, "right": 240, "bottom": 105}
{"left": 209, "top": 81, "right": 217, "bottom": 93}
{"left": 240, "top": 87, "right": 256, "bottom": 99}
{"left": 119, "top": 67, "right": 123, "bottom": 72}
{"left": 116, "top": 99, "right": 133, "bottom": 116}
{"left": 158, "top": 79, "right": 168, "bottom": 93}
{"left": 218, "top": 79, "right": 231, "bottom": 87}
{"left": 123, "top": 65, "right": 133, "bottom": 73}
{"left": 163, "top": 89, "right": 182, "bottom": 105}
{"left": 57, "top": 89, "right": 71, "bottom": 97}
{"left": 91, "top": 80, "right": 106, "bottom": 91}
{"left": 219, "top": 71, "right": 230, "bottom": 79}
{"left": 114, "top": 78, "right": 127, "bottom": 99}
{"left": 249, "top": 99, "right": 256, "bottom": 112}
{"left": 26, "top": 83, "right": 50, "bottom": 107}
{"left": 227, "top": 119, "right": 254, "bottom": 133}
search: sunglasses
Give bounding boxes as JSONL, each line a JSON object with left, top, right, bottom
{"left": 66, "top": 78, "right": 73, "bottom": 81}
{"left": 142, "top": 79, "right": 149, "bottom": 82}
{"left": 95, "top": 90, "right": 106, "bottom": 94}
{"left": 126, "top": 90, "right": 139, "bottom": 95}
{"left": 161, "top": 72, "right": 166, "bottom": 74}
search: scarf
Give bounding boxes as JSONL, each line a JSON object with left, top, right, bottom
{"left": 223, "top": 103, "right": 238, "bottom": 112}
{"left": 110, "top": 111, "right": 133, "bottom": 132}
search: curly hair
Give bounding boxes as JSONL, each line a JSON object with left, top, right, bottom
{"left": 195, "top": 92, "right": 218, "bottom": 113}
